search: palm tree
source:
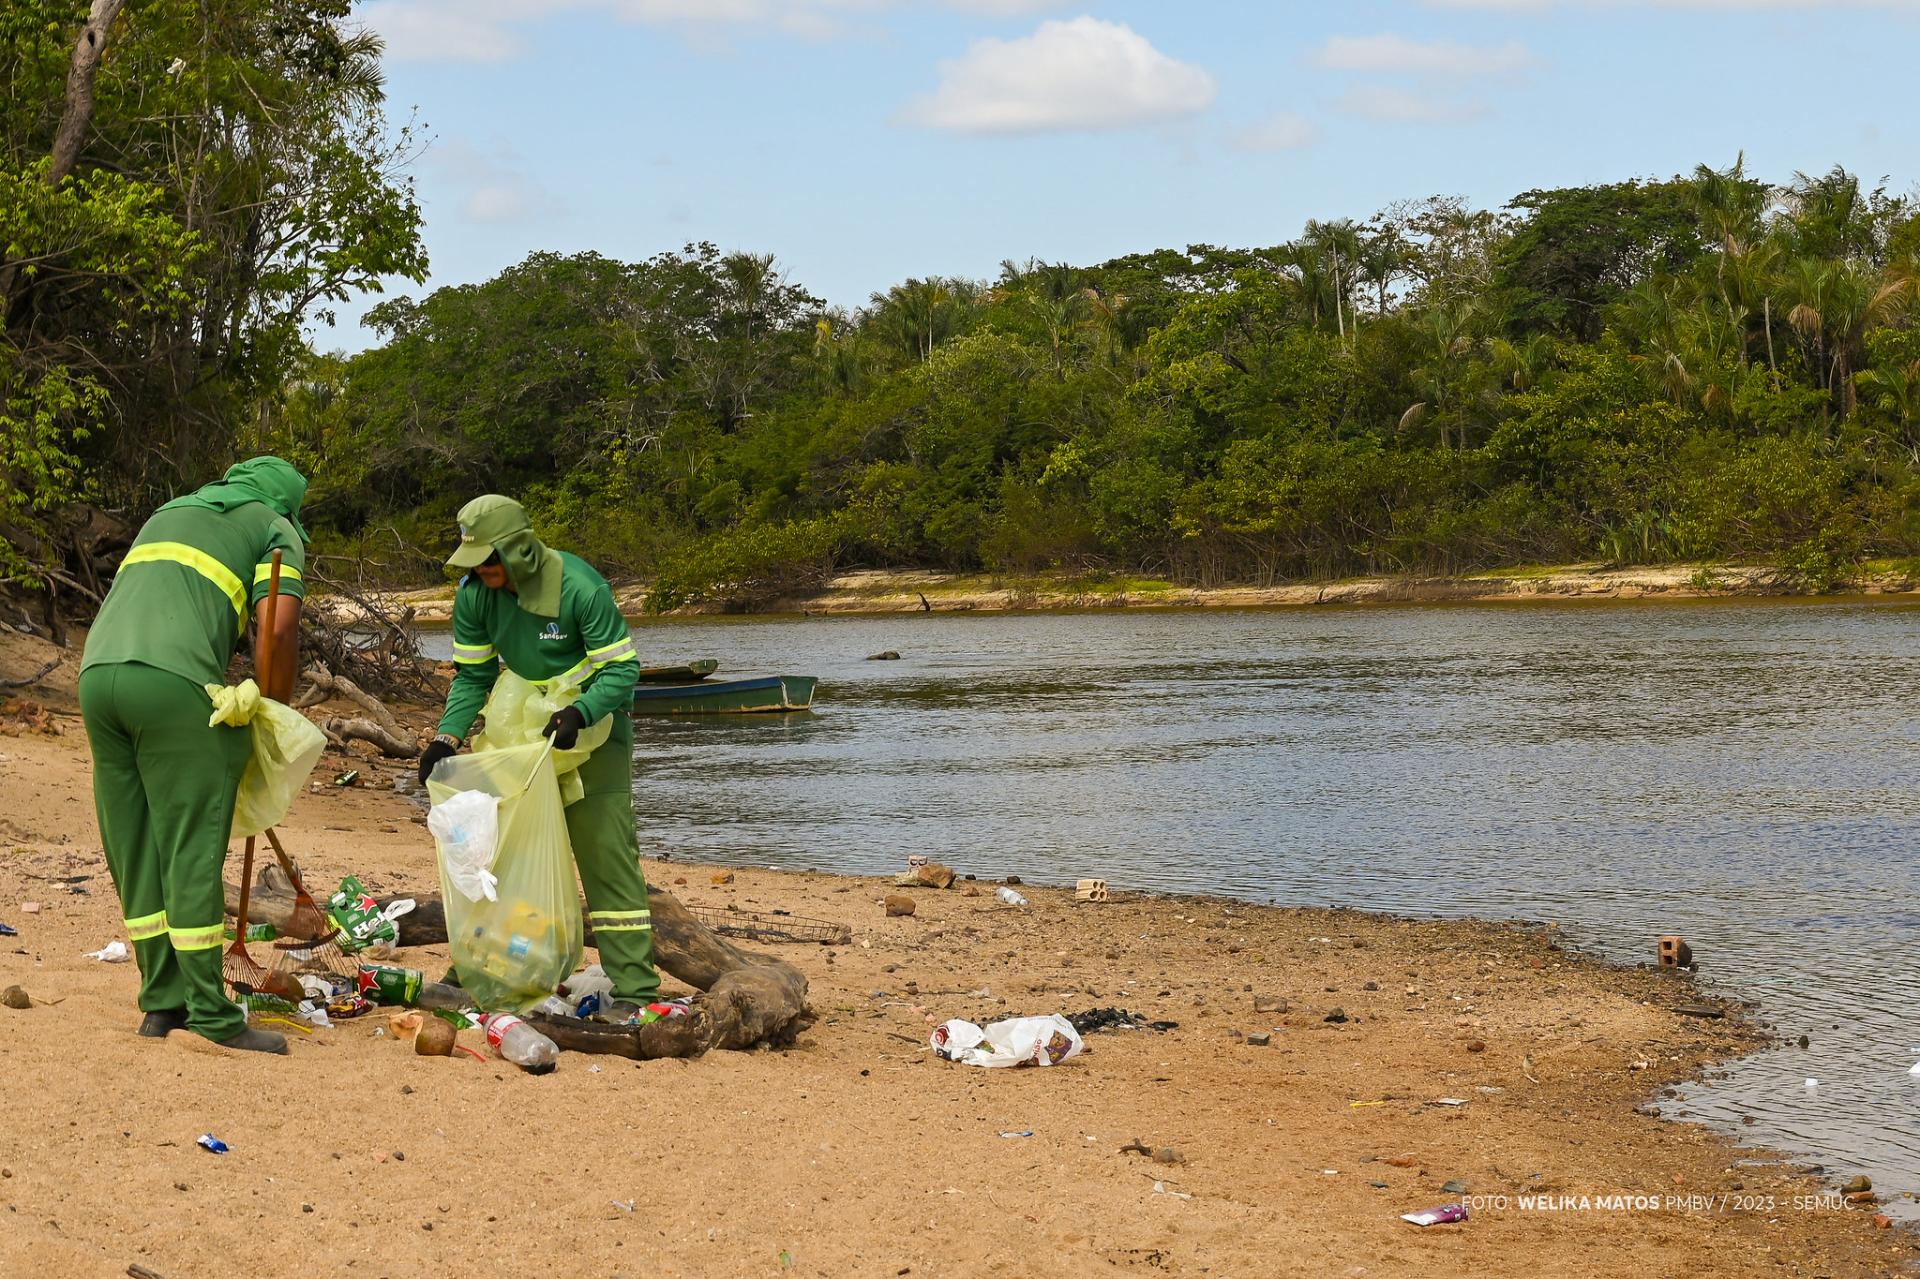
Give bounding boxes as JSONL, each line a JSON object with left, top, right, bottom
{"left": 1411, "top": 300, "right": 1479, "bottom": 450}
{"left": 1302, "top": 218, "right": 1364, "bottom": 343}
{"left": 868, "top": 278, "right": 972, "bottom": 364}
{"left": 1489, "top": 332, "right": 1557, "bottom": 391}
{"left": 1857, "top": 357, "right": 1920, "bottom": 445}
{"left": 1780, "top": 256, "right": 1912, "bottom": 410}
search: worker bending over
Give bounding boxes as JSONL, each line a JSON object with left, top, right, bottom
{"left": 79, "top": 457, "right": 309, "bottom": 1055}
{"left": 416, "top": 495, "right": 660, "bottom": 1016}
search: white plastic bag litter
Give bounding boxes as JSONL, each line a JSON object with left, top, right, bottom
{"left": 428, "top": 789, "right": 502, "bottom": 902}
{"left": 84, "top": 941, "right": 130, "bottom": 963}
{"left": 931, "top": 1014, "right": 1085, "bottom": 1068}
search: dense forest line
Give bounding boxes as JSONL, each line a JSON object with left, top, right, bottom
{"left": 290, "top": 161, "right": 1920, "bottom": 608}
{"left": 4, "top": 8, "right": 1919, "bottom": 617}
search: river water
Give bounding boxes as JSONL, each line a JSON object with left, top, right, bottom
{"left": 425, "top": 600, "right": 1920, "bottom": 1199}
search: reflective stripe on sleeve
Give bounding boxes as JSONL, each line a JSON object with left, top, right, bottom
{"left": 168, "top": 923, "right": 228, "bottom": 952}
{"left": 123, "top": 910, "right": 168, "bottom": 942}
{"left": 253, "top": 562, "right": 304, "bottom": 586}
{"left": 120, "top": 543, "right": 247, "bottom": 634}
{"left": 451, "top": 642, "right": 496, "bottom": 665}
{"left": 588, "top": 639, "right": 636, "bottom": 668}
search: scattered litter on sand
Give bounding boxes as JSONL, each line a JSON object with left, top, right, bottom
{"left": 84, "top": 941, "right": 129, "bottom": 962}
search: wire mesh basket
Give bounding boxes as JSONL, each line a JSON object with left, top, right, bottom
{"left": 684, "top": 903, "right": 851, "bottom": 946}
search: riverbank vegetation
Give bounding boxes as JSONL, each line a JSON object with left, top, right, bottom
{"left": 294, "top": 160, "right": 1918, "bottom": 609}
{"left": 3, "top": 10, "right": 1916, "bottom": 615}
{"left": 0, "top": 1, "right": 425, "bottom": 617}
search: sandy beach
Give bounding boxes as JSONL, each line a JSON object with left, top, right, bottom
{"left": 0, "top": 633, "right": 1911, "bottom": 1279}
{"left": 326, "top": 561, "right": 1920, "bottom": 627}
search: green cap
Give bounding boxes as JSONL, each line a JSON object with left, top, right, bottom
{"left": 446, "top": 494, "right": 532, "bottom": 569}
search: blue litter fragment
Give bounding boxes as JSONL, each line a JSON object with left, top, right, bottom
{"left": 197, "top": 1134, "right": 229, "bottom": 1154}
{"left": 0, "top": 923, "right": 15, "bottom": 936}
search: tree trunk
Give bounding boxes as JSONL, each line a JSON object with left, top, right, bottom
{"left": 47, "top": 0, "right": 129, "bottom": 189}
{"left": 223, "top": 881, "right": 811, "bottom": 1051}
{"left": 0, "top": 0, "right": 127, "bottom": 311}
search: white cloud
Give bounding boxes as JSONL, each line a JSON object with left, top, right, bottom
{"left": 358, "top": 0, "right": 1094, "bottom": 63}
{"left": 1424, "top": 0, "right": 1920, "bottom": 7}
{"left": 1334, "top": 85, "right": 1488, "bottom": 124}
{"left": 941, "top": 0, "right": 1080, "bottom": 12}
{"left": 1233, "top": 112, "right": 1318, "bottom": 152}
{"left": 1314, "top": 33, "right": 1536, "bottom": 78}
{"left": 425, "top": 137, "right": 565, "bottom": 225}
{"left": 902, "top": 17, "right": 1215, "bottom": 134}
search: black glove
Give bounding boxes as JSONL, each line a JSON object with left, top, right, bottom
{"left": 417, "top": 737, "right": 457, "bottom": 787}
{"left": 542, "top": 706, "right": 586, "bottom": 751}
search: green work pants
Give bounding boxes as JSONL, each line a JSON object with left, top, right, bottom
{"left": 568, "top": 710, "right": 659, "bottom": 1002}
{"left": 78, "top": 662, "right": 250, "bottom": 1042}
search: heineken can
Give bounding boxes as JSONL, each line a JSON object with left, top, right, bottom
{"left": 356, "top": 963, "right": 424, "bottom": 1006}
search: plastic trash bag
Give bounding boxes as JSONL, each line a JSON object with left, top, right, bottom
{"left": 930, "top": 1015, "right": 1085, "bottom": 1068}
{"left": 428, "top": 789, "right": 502, "bottom": 902}
{"left": 205, "top": 679, "right": 327, "bottom": 839}
{"left": 426, "top": 741, "right": 583, "bottom": 1013}
{"left": 471, "top": 667, "right": 612, "bottom": 806}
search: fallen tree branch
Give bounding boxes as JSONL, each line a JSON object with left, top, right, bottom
{"left": 0, "top": 657, "right": 61, "bottom": 689}
{"left": 300, "top": 664, "right": 399, "bottom": 729}
{"left": 319, "top": 715, "right": 419, "bottom": 758}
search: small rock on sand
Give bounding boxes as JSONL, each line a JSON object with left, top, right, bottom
{"left": 711, "top": 871, "right": 734, "bottom": 886}
{"left": 1246, "top": 1032, "right": 1272, "bottom": 1046}
{"left": 1324, "top": 1008, "right": 1348, "bottom": 1024}
{"left": 884, "top": 895, "right": 916, "bottom": 918}
{"left": 1151, "top": 1147, "right": 1183, "bottom": 1165}
{"left": 1841, "top": 1175, "right": 1871, "bottom": 1195}
{"left": 2, "top": 985, "right": 30, "bottom": 1009}
{"left": 1253, "top": 995, "right": 1287, "bottom": 1014}
{"left": 894, "top": 863, "right": 956, "bottom": 890}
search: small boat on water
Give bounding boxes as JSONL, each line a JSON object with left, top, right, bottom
{"left": 635, "top": 659, "right": 718, "bottom": 683}
{"left": 630, "top": 674, "right": 816, "bottom": 714}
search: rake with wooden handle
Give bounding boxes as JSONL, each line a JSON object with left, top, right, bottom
{"left": 223, "top": 551, "right": 297, "bottom": 996}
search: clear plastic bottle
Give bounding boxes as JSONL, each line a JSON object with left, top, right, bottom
{"left": 480, "top": 1012, "right": 559, "bottom": 1074}
{"left": 996, "top": 886, "right": 1029, "bottom": 907}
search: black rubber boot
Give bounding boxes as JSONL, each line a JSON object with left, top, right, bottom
{"left": 138, "top": 1009, "right": 188, "bottom": 1038}
{"left": 215, "top": 1026, "right": 290, "bottom": 1055}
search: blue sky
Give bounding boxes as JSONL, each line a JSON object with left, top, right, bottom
{"left": 330, "top": 0, "right": 1920, "bottom": 351}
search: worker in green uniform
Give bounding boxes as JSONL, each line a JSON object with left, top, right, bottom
{"left": 415, "top": 495, "right": 660, "bottom": 1016}
{"left": 78, "top": 457, "right": 309, "bottom": 1055}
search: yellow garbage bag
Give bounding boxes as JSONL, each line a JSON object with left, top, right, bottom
{"left": 471, "top": 666, "right": 612, "bottom": 806}
{"left": 426, "top": 741, "right": 584, "bottom": 1012}
{"left": 205, "top": 679, "right": 327, "bottom": 839}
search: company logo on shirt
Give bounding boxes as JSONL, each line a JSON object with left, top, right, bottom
{"left": 540, "top": 621, "right": 568, "bottom": 642}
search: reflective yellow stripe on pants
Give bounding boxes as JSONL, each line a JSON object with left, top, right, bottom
{"left": 168, "top": 923, "right": 227, "bottom": 952}
{"left": 589, "top": 909, "right": 652, "bottom": 933}
{"left": 123, "top": 910, "right": 168, "bottom": 942}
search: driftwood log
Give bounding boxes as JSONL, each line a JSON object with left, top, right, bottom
{"left": 223, "top": 880, "right": 810, "bottom": 1053}
{"left": 319, "top": 715, "right": 419, "bottom": 758}
{"left": 296, "top": 665, "right": 401, "bottom": 729}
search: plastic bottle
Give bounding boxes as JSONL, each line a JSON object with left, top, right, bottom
{"left": 996, "top": 886, "right": 1029, "bottom": 907}
{"left": 480, "top": 1012, "right": 559, "bottom": 1074}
